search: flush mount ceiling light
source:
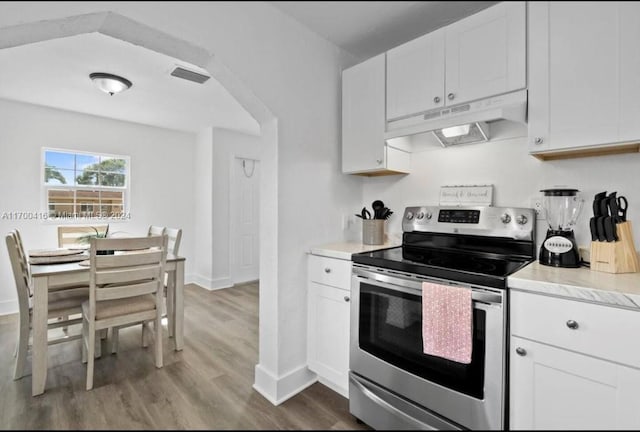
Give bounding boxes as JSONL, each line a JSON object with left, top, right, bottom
{"left": 89, "top": 72, "right": 132, "bottom": 96}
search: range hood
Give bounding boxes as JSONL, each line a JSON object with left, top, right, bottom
{"left": 385, "top": 90, "right": 527, "bottom": 146}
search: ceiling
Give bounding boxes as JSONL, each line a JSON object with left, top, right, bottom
{"left": 0, "top": 3, "right": 500, "bottom": 133}
{"left": 270, "top": 1, "right": 500, "bottom": 60}
{"left": 0, "top": 32, "right": 260, "bottom": 135}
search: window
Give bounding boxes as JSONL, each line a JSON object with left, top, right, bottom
{"left": 42, "top": 148, "right": 130, "bottom": 220}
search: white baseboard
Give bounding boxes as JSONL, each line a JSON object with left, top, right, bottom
{"left": 253, "top": 363, "right": 317, "bottom": 406}
{"left": 318, "top": 376, "right": 349, "bottom": 399}
{"left": 0, "top": 299, "right": 17, "bottom": 316}
{"left": 188, "top": 274, "right": 234, "bottom": 291}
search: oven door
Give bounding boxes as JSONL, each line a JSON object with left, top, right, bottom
{"left": 350, "top": 265, "right": 506, "bottom": 430}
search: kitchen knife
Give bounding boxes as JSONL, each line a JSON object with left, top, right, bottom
{"left": 604, "top": 192, "right": 618, "bottom": 241}
{"left": 590, "top": 191, "right": 607, "bottom": 241}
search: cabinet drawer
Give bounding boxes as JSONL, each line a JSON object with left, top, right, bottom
{"left": 308, "top": 255, "right": 352, "bottom": 290}
{"left": 511, "top": 291, "right": 640, "bottom": 368}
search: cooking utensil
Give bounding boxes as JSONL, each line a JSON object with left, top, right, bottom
{"left": 372, "top": 200, "right": 384, "bottom": 219}
{"left": 364, "top": 208, "right": 371, "bottom": 220}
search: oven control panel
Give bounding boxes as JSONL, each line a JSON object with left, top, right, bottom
{"left": 438, "top": 209, "right": 480, "bottom": 224}
{"left": 402, "top": 206, "right": 535, "bottom": 241}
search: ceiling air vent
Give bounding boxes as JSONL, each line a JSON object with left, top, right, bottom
{"left": 170, "top": 66, "right": 210, "bottom": 84}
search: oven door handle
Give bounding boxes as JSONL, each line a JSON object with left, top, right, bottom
{"left": 349, "top": 374, "right": 442, "bottom": 430}
{"left": 354, "top": 269, "right": 503, "bottom": 305}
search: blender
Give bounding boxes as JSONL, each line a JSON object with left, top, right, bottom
{"left": 539, "top": 188, "right": 584, "bottom": 268}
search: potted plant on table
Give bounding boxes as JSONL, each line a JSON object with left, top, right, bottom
{"left": 78, "top": 225, "right": 114, "bottom": 255}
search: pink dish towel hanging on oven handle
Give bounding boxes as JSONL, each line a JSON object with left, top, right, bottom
{"left": 422, "top": 281, "right": 473, "bottom": 364}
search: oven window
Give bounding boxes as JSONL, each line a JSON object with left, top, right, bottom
{"left": 359, "top": 282, "right": 486, "bottom": 399}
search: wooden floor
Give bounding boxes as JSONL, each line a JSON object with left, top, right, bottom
{"left": 0, "top": 282, "right": 369, "bottom": 430}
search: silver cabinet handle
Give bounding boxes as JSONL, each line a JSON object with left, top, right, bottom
{"left": 376, "top": 159, "right": 383, "bottom": 165}
{"left": 534, "top": 137, "right": 544, "bottom": 145}
{"left": 324, "top": 268, "right": 331, "bottom": 273}
{"left": 344, "top": 296, "right": 350, "bottom": 302}
{"left": 447, "top": 93, "right": 455, "bottom": 101}
{"left": 515, "top": 347, "right": 527, "bottom": 356}
{"left": 433, "top": 96, "right": 441, "bottom": 103}
{"left": 566, "top": 320, "right": 579, "bottom": 330}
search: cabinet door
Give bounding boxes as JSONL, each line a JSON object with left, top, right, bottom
{"left": 386, "top": 29, "right": 445, "bottom": 120}
{"left": 619, "top": 2, "right": 640, "bottom": 142}
{"left": 307, "top": 281, "right": 350, "bottom": 397}
{"left": 342, "top": 54, "right": 386, "bottom": 173}
{"left": 510, "top": 337, "right": 640, "bottom": 430}
{"left": 528, "top": 1, "right": 620, "bottom": 152}
{"left": 445, "top": 1, "right": 526, "bottom": 106}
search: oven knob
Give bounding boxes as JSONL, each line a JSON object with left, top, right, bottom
{"left": 425, "top": 212, "right": 432, "bottom": 220}
{"left": 500, "top": 213, "right": 512, "bottom": 224}
{"left": 416, "top": 212, "right": 425, "bottom": 220}
{"left": 406, "top": 212, "right": 414, "bottom": 220}
{"left": 516, "top": 214, "right": 528, "bottom": 225}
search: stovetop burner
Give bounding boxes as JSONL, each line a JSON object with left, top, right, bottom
{"left": 352, "top": 205, "right": 537, "bottom": 289}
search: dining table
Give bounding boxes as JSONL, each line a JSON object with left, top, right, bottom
{"left": 29, "top": 252, "right": 185, "bottom": 396}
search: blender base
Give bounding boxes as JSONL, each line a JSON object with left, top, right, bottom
{"left": 539, "top": 230, "right": 581, "bottom": 268}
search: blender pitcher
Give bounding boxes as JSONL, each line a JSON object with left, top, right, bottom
{"left": 539, "top": 188, "right": 584, "bottom": 267}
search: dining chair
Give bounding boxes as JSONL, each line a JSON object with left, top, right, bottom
{"left": 111, "top": 227, "right": 182, "bottom": 350}
{"left": 82, "top": 235, "right": 167, "bottom": 390}
{"left": 147, "top": 225, "right": 166, "bottom": 237}
{"left": 164, "top": 228, "right": 182, "bottom": 337}
{"left": 6, "top": 232, "right": 89, "bottom": 380}
{"left": 58, "top": 225, "right": 108, "bottom": 248}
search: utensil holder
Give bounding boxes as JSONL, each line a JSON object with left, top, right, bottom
{"left": 363, "top": 219, "right": 385, "bottom": 245}
{"left": 590, "top": 221, "right": 640, "bottom": 273}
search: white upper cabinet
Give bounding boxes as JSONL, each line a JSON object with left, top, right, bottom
{"left": 528, "top": 1, "right": 640, "bottom": 157}
{"left": 618, "top": 1, "right": 640, "bottom": 142}
{"left": 342, "top": 54, "right": 410, "bottom": 175}
{"left": 385, "top": 1, "right": 526, "bottom": 122}
{"left": 445, "top": 1, "right": 526, "bottom": 106}
{"left": 386, "top": 29, "right": 445, "bottom": 120}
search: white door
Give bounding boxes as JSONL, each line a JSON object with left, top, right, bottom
{"left": 231, "top": 157, "right": 259, "bottom": 284}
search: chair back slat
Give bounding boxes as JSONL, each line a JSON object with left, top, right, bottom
{"left": 58, "top": 225, "right": 108, "bottom": 248}
{"left": 95, "top": 264, "right": 160, "bottom": 286}
{"left": 95, "top": 251, "right": 164, "bottom": 269}
{"left": 93, "top": 236, "right": 164, "bottom": 253}
{"left": 95, "top": 280, "right": 159, "bottom": 301}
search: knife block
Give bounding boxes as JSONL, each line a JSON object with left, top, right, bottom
{"left": 590, "top": 221, "right": 640, "bottom": 273}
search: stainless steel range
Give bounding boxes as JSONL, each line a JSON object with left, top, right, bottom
{"left": 349, "top": 205, "right": 536, "bottom": 430}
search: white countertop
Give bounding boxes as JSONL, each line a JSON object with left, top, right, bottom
{"left": 508, "top": 261, "right": 640, "bottom": 309}
{"left": 309, "top": 241, "right": 401, "bottom": 261}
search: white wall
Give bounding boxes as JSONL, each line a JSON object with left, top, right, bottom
{"left": 0, "top": 98, "right": 196, "bottom": 314}
{"left": 362, "top": 126, "right": 640, "bottom": 253}
{"left": 211, "top": 127, "right": 261, "bottom": 288}
{"left": 0, "top": 2, "right": 363, "bottom": 403}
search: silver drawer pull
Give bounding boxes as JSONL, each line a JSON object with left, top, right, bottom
{"left": 515, "top": 347, "right": 527, "bottom": 356}
{"left": 324, "top": 268, "right": 331, "bottom": 273}
{"left": 344, "top": 296, "right": 350, "bottom": 302}
{"left": 566, "top": 320, "right": 579, "bottom": 330}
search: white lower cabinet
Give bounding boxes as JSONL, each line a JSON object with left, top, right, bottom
{"left": 307, "top": 254, "right": 351, "bottom": 397}
{"left": 510, "top": 290, "right": 640, "bottom": 429}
